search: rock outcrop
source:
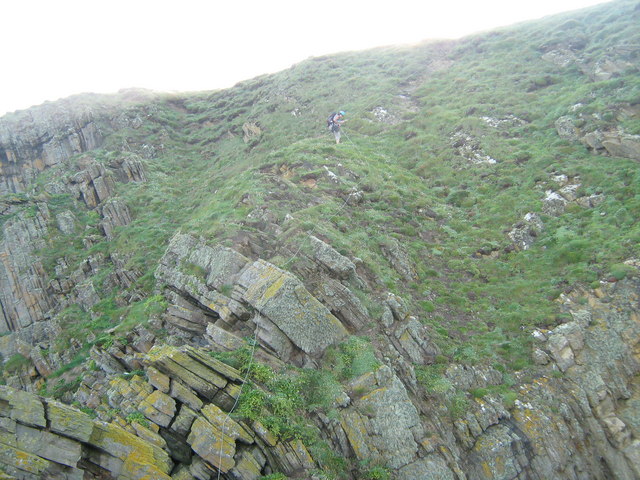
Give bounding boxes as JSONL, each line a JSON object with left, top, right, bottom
{"left": 2, "top": 4, "right": 640, "bottom": 478}
{"left": 0, "top": 105, "right": 104, "bottom": 195}
{"left": 507, "top": 213, "right": 544, "bottom": 250}
{"left": 601, "top": 131, "right": 640, "bottom": 161}
{"left": 0, "top": 205, "right": 53, "bottom": 340}
{"left": 0, "top": 340, "right": 325, "bottom": 480}
{"left": 156, "top": 233, "right": 349, "bottom": 364}
{"left": 0, "top": 385, "right": 172, "bottom": 479}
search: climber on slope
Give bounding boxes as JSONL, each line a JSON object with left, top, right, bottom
{"left": 327, "top": 111, "right": 346, "bottom": 144}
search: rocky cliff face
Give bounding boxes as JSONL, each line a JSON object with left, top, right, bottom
{"left": 1, "top": 230, "right": 639, "bottom": 479}
{"left": 1, "top": 2, "right": 640, "bottom": 478}
{"left": 0, "top": 101, "right": 105, "bottom": 195}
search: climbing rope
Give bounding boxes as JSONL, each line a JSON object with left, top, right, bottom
{"left": 214, "top": 73, "right": 423, "bottom": 474}
{"left": 216, "top": 332, "right": 258, "bottom": 480}
{"left": 214, "top": 120, "right": 376, "bottom": 477}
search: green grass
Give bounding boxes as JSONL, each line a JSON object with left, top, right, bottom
{"left": 3, "top": 0, "right": 638, "bottom": 430}
{"left": 3, "top": 354, "right": 31, "bottom": 374}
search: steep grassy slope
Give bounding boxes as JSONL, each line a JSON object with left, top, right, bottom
{"left": 1, "top": 1, "right": 639, "bottom": 477}
{"left": 27, "top": 0, "right": 637, "bottom": 370}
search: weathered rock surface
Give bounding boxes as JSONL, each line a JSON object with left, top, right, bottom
{"left": 450, "top": 130, "right": 498, "bottom": 165}
{"left": 237, "top": 259, "right": 348, "bottom": 355}
{"left": 507, "top": 212, "right": 544, "bottom": 250}
{"left": 100, "top": 198, "right": 133, "bottom": 240}
{"left": 542, "top": 190, "right": 568, "bottom": 216}
{"left": 313, "top": 278, "right": 369, "bottom": 331}
{"left": 555, "top": 115, "right": 581, "bottom": 141}
{"left": 0, "top": 205, "right": 53, "bottom": 339}
{"left": 457, "top": 277, "right": 640, "bottom": 479}
{"left": 242, "top": 122, "right": 262, "bottom": 144}
{"left": 601, "top": 131, "right": 640, "bottom": 160}
{"left": 0, "top": 102, "right": 104, "bottom": 195}
{"left": 67, "top": 161, "right": 116, "bottom": 208}
{"left": 380, "top": 237, "right": 417, "bottom": 282}
{"left": 339, "top": 365, "right": 442, "bottom": 478}
{"left": 155, "top": 233, "right": 351, "bottom": 366}
{"left": 2, "top": 17, "right": 640, "bottom": 479}
{"left": 109, "top": 153, "right": 147, "bottom": 183}
{"left": 309, "top": 235, "right": 357, "bottom": 280}
{"left": 0, "top": 336, "right": 326, "bottom": 480}
{"left": 0, "top": 385, "right": 172, "bottom": 480}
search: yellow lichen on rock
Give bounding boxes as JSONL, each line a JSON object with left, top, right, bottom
{"left": 121, "top": 451, "right": 173, "bottom": 480}
{"left": 339, "top": 410, "right": 373, "bottom": 460}
{"left": 89, "top": 422, "right": 173, "bottom": 474}
{"left": 0, "top": 444, "right": 50, "bottom": 474}
{"left": 187, "top": 416, "right": 236, "bottom": 472}
{"left": 263, "top": 273, "right": 286, "bottom": 302}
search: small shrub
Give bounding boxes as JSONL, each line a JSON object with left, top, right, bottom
{"left": 329, "top": 337, "right": 380, "bottom": 380}
{"left": 236, "top": 385, "right": 267, "bottom": 422}
{"left": 470, "top": 387, "right": 488, "bottom": 399}
{"left": 301, "top": 369, "right": 342, "bottom": 412}
{"left": 4, "top": 354, "right": 30, "bottom": 373}
{"left": 52, "top": 377, "right": 82, "bottom": 400}
{"left": 126, "top": 411, "right": 150, "bottom": 428}
{"left": 609, "top": 264, "right": 635, "bottom": 281}
{"left": 434, "top": 354, "right": 449, "bottom": 364}
{"left": 420, "top": 300, "right": 435, "bottom": 313}
{"left": 448, "top": 392, "right": 469, "bottom": 419}
{"left": 363, "top": 466, "right": 391, "bottom": 480}
{"left": 182, "top": 262, "right": 208, "bottom": 279}
{"left": 79, "top": 407, "right": 98, "bottom": 418}
{"left": 219, "top": 284, "right": 234, "bottom": 296}
{"left": 556, "top": 239, "right": 591, "bottom": 264}
{"left": 502, "top": 391, "right": 518, "bottom": 408}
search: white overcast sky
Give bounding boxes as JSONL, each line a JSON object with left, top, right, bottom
{"left": 1, "top": 0, "right": 610, "bottom": 116}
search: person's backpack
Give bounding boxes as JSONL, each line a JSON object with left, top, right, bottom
{"left": 327, "top": 112, "right": 337, "bottom": 127}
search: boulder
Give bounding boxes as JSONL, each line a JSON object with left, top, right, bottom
{"left": 555, "top": 116, "right": 580, "bottom": 141}
{"left": 89, "top": 422, "right": 173, "bottom": 476}
{"left": 145, "top": 345, "right": 243, "bottom": 410}
{"left": 602, "top": 132, "right": 640, "bottom": 160}
{"left": 340, "top": 366, "right": 427, "bottom": 470}
{"left": 55, "top": 210, "right": 77, "bottom": 235}
{"left": 139, "top": 390, "right": 177, "bottom": 427}
{"left": 46, "top": 399, "right": 95, "bottom": 442}
{"left": 380, "top": 238, "right": 417, "bottom": 282}
{"left": 15, "top": 423, "right": 82, "bottom": 467}
{"left": 309, "top": 235, "right": 357, "bottom": 280}
{"left": 507, "top": 213, "right": 544, "bottom": 250}
{"left": 393, "top": 318, "right": 439, "bottom": 365}
{"left": 100, "top": 198, "right": 133, "bottom": 240}
{"left": 109, "top": 154, "right": 147, "bottom": 183}
{"left": 542, "top": 190, "right": 567, "bottom": 216}
{"left": 314, "top": 278, "right": 369, "bottom": 331}
{"left": 187, "top": 404, "right": 253, "bottom": 473}
{"left": 237, "top": 260, "right": 348, "bottom": 355}
{"left": 242, "top": 122, "right": 262, "bottom": 143}
{"left": 155, "top": 234, "right": 250, "bottom": 324}
{"left": 541, "top": 48, "right": 577, "bottom": 67}
{"left": 589, "top": 57, "right": 635, "bottom": 81}
{"left": 581, "top": 130, "right": 605, "bottom": 150}
{"left": 67, "top": 162, "right": 116, "bottom": 208}
{"left": 576, "top": 194, "right": 605, "bottom": 208}
{"left": 0, "top": 387, "right": 45, "bottom": 427}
